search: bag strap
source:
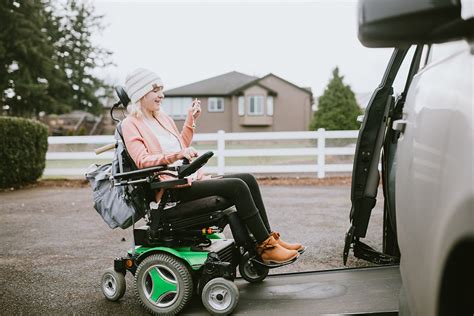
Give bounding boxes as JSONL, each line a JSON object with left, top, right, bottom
{"left": 131, "top": 213, "right": 136, "bottom": 256}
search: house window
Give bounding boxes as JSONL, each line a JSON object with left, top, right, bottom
{"left": 208, "top": 97, "right": 224, "bottom": 112}
{"left": 248, "top": 95, "right": 264, "bottom": 115}
{"left": 266, "top": 96, "right": 273, "bottom": 116}
{"left": 161, "top": 97, "right": 192, "bottom": 119}
{"left": 238, "top": 96, "right": 245, "bottom": 116}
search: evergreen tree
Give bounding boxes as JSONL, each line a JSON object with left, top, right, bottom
{"left": 43, "top": 1, "right": 76, "bottom": 114}
{"left": 310, "top": 67, "right": 362, "bottom": 130}
{"left": 0, "top": 0, "right": 62, "bottom": 117}
{"left": 53, "top": 0, "right": 113, "bottom": 115}
{"left": 0, "top": 0, "right": 112, "bottom": 117}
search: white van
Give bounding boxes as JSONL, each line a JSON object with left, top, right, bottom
{"left": 344, "top": 0, "right": 473, "bottom": 314}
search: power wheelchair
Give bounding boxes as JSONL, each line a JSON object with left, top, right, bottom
{"left": 97, "top": 87, "right": 296, "bottom": 315}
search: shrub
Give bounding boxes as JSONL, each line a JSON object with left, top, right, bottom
{"left": 77, "top": 126, "right": 86, "bottom": 135}
{"left": 0, "top": 117, "right": 48, "bottom": 188}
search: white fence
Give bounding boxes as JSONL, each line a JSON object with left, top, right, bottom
{"left": 45, "top": 128, "right": 359, "bottom": 178}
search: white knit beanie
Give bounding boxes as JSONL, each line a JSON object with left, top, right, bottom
{"left": 125, "top": 68, "right": 163, "bottom": 103}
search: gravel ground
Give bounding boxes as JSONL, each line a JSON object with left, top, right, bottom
{"left": 0, "top": 181, "right": 384, "bottom": 314}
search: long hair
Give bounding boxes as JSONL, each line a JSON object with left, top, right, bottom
{"left": 127, "top": 100, "right": 144, "bottom": 118}
{"left": 127, "top": 98, "right": 159, "bottom": 118}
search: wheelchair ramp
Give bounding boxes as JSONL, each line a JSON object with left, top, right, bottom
{"left": 185, "top": 265, "right": 400, "bottom": 315}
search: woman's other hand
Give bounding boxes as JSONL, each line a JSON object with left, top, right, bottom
{"left": 179, "top": 147, "right": 199, "bottom": 161}
{"left": 189, "top": 98, "right": 201, "bottom": 119}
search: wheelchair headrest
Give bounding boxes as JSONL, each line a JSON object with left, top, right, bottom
{"left": 115, "top": 86, "right": 131, "bottom": 107}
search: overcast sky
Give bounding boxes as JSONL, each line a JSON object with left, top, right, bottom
{"left": 93, "top": 0, "right": 395, "bottom": 97}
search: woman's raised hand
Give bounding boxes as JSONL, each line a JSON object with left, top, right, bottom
{"left": 179, "top": 147, "right": 199, "bottom": 161}
{"left": 189, "top": 98, "right": 201, "bottom": 119}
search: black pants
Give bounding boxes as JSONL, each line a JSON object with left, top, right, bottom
{"left": 172, "top": 173, "right": 271, "bottom": 243}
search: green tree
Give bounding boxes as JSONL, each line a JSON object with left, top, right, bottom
{"left": 43, "top": 1, "right": 77, "bottom": 114}
{"left": 52, "top": 0, "right": 113, "bottom": 115}
{"left": 0, "top": 0, "right": 61, "bottom": 117}
{"left": 0, "top": 0, "right": 112, "bottom": 117}
{"left": 310, "top": 67, "right": 362, "bottom": 130}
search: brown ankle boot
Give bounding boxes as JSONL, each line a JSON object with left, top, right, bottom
{"left": 257, "top": 235, "right": 299, "bottom": 264}
{"left": 271, "top": 232, "right": 305, "bottom": 253}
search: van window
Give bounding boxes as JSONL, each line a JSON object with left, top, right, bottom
{"left": 392, "top": 46, "right": 416, "bottom": 96}
{"left": 391, "top": 45, "right": 431, "bottom": 97}
{"left": 426, "top": 41, "right": 469, "bottom": 66}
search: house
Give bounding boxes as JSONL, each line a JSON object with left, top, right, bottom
{"left": 163, "top": 71, "right": 313, "bottom": 133}
{"left": 41, "top": 110, "right": 100, "bottom": 136}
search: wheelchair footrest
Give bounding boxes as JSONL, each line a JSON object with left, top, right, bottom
{"left": 250, "top": 253, "right": 300, "bottom": 269}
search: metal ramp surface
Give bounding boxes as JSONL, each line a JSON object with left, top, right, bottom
{"left": 184, "top": 265, "right": 400, "bottom": 315}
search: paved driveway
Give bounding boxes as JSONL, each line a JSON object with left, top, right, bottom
{"left": 0, "top": 183, "right": 383, "bottom": 314}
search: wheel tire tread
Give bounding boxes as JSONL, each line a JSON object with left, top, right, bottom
{"left": 201, "top": 277, "right": 239, "bottom": 315}
{"left": 101, "top": 267, "right": 126, "bottom": 301}
{"left": 134, "top": 253, "right": 193, "bottom": 316}
{"left": 239, "top": 253, "right": 269, "bottom": 283}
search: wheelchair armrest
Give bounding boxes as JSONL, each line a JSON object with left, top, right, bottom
{"left": 114, "top": 165, "right": 172, "bottom": 181}
{"left": 150, "top": 178, "right": 188, "bottom": 190}
{"left": 178, "top": 151, "right": 214, "bottom": 178}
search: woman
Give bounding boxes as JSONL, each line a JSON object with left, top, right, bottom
{"left": 122, "top": 68, "right": 304, "bottom": 264}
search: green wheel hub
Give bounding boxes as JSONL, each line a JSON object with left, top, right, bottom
{"left": 144, "top": 264, "right": 178, "bottom": 307}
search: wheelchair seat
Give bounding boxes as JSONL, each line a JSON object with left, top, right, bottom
{"left": 163, "top": 196, "right": 233, "bottom": 220}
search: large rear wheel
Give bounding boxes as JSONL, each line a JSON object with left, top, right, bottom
{"left": 134, "top": 253, "right": 193, "bottom": 315}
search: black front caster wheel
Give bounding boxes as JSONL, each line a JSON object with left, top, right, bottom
{"left": 239, "top": 253, "right": 269, "bottom": 283}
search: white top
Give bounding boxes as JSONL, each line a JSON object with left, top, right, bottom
{"left": 144, "top": 116, "right": 182, "bottom": 166}
{"left": 144, "top": 115, "right": 201, "bottom": 182}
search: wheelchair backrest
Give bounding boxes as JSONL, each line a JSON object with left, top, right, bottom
{"left": 112, "top": 122, "right": 138, "bottom": 176}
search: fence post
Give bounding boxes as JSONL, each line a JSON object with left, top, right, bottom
{"left": 217, "top": 130, "right": 225, "bottom": 175}
{"left": 317, "top": 128, "right": 326, "bottom": 178}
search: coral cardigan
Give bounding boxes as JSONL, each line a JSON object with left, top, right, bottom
{"left": 122, "top": 110, "right": 201, "bottom": 200}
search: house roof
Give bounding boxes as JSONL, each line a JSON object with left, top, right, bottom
{"left": 165, "top": 71, "right": 258, "bottom": 97}
{"left": 164, "top": 71, "right": 312, "bottom": 98}
{"left": 258, "top": 73, "right": 313, "bottom": 96}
